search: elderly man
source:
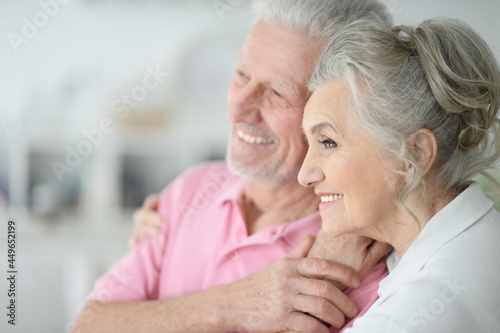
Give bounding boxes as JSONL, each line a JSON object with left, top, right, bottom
{"left": 73, "top": 1, "right": 392, "bottom": 332}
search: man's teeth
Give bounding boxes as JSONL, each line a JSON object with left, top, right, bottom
{"left": 320, "top": 194, "right": 344, "bottom": 203}
{"left": 237, "top": 130, "right": 272, "bottom": 144}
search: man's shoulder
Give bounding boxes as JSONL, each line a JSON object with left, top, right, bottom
{"left": 180, "top": 161, "right": 240, "bottom": 186}
{"left": 160, "top": 161, "right": 241, "bottom": 202}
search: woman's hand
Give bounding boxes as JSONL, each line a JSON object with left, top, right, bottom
{"left": 129, "top": 194, "right": 162, "bottom": 248}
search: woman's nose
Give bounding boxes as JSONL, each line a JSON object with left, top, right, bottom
{"left": 298, "top": 150, "right": 325, "bottom": 187}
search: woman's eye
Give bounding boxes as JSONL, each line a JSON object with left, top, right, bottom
{"left": 238, "top": 70, "right": 246, "bottom": 77}
{"left": 319, "top": 139, "right": 337, "bottom": 148}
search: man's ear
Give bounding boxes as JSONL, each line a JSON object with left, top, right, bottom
{"left": 405, "top": 128, "right": 438, "bottom": 178}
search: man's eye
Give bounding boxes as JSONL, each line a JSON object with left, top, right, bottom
{"left": 318, "top": 139, "right": 337, "bottom": 148}
{"left": 273, "top": 89, "right": 282, "bottom": 97}
{"left": 238, "top": 70, "right": 246, "bottom": 77}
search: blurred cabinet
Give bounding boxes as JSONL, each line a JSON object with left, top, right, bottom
{"left": 0, "top": 121, "right": 227, "bottom": 224}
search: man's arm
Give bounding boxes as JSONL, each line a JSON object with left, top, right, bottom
{"left": 81, "top": 195, "right": 389, "bottom": 333}
{"left": 73, "top": 290, "right": 223, "bottom": 333}
{"left": 73, "top": 255, "right": 361, "bottom": 333}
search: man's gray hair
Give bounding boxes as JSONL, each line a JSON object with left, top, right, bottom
{"left": 251, "top": 0, "right": 392, "bottom": 42}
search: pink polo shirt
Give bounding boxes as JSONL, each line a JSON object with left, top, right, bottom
{"left": 88, "top": 162, "right": 387, "bottom": 331}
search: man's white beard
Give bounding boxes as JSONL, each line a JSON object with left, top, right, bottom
{"left": 225, "top": 141, "right": 299, "bottom": 189}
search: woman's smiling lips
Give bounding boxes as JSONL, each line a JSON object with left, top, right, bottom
{"left": 317, "top": 192, "right": 344, "bottom": 211}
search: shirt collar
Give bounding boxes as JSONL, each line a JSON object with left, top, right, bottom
{"left": 215, "top": 173, "right": 246, "bottom": 206}
{"left": 280, "top": 211, "right": 322, "bottom": 245}
{"left": 232, "top": 211, "right": 321, "bottom": 248}
{"left": 216, "top": 174, "right": 322, "bottom": 246}
{"left": 381, "top": 182, "right": 493, "bottom": 290}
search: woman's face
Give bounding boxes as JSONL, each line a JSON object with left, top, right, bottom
{"left": 298, "top": 80, "right": 405, "bottom": 239}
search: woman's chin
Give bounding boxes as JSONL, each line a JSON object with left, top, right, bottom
{"left": 320, "top": 222, "right": 351, "bottom": 237}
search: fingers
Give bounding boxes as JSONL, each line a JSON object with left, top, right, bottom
{"left": 128, "top": 238, "right": 138, "bottom": 249}
{"left": 294, "top": 278, "right": 359, "bottom": 323}
{"left": 129, "top": 194, "right": 163, "bottom": 249}
{"left": 355, "top": 241, "right": 392, "bottom": 278}
{"left": 286, "top": 312, "right": 331, "bottom": 333}
{"left": 133, "top": 210, "right": 162, "bottom": 238}
{"left": 143, "top": 193, "right": 160, "bottom": 210}
{"left": 306, "top": 232, "right": 374, "bottom": 263}
{"left": 340, "top": 233, "right": 374, "bottom": 248}
{"left": 367, "top": 241, "right": 393, "bottom": 261}
{"left": 292, "top": 295, "right": 345, "bottom": 329}
{"left": 129, "top": 210, "right": 162, "bottom": 249}
{"left": 295, "top": 258, "right": 361, "bottom": 289}
{"left": 287, "top": 235, "right": 316, "bottom": 258}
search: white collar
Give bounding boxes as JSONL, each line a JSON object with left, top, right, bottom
{"left": 381, "top": 182, "right": 493, "bottom": 292}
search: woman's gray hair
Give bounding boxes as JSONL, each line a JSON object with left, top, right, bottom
{"left": 310, "top": 18, "right": 500, "bottom": 217}
{"left": 251, "top": 0, "right": 392, "bottom": 42}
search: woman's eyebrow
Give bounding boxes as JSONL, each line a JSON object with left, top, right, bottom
{"left": 309, "top": 121, "right": 345, "bottom": 137}
{"left": 311, "top": 122, "right": 335, "bottom": 134}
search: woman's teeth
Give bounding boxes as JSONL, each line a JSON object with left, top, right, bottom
{"left": 320, "top": 194, "right": 344, "bottom": 202}
{"left": 237, "top": 130, "right": 272, "bottom": 144}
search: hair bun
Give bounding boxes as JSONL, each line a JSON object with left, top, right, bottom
{"left": 458, "top": 111, "right": 489, "bottom": 150}
{"left": 410, "top": 19, "right": 500, "bottom": 150}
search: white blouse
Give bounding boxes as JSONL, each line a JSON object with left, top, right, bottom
{"left": 345, "top": 182, "right": 500, "bottom": 333}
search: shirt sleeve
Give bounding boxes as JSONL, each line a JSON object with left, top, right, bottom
{"left": 86, "top": 226, "right": 168, "bottom": 302}
{"left": 86, "top": 167, "right": 193, "bottom": 302}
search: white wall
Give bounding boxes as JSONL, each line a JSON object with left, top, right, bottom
{"left": 390, "top": 0, "right": 499, "bottom": 59}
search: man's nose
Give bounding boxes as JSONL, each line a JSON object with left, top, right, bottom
{"left": 228, "top": 81, "right": 264, "bottom": 124}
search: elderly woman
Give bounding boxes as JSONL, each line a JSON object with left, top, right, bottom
{"left": 298, "top": 17, "right": 500, "bottom": 332}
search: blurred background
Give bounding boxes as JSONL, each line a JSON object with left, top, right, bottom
{"left": 0, "top": 0, "right": 498, "bottom": 332}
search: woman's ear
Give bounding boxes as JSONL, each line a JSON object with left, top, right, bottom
{"left": 406, "top": 128, "right": 438, "bottom": 177}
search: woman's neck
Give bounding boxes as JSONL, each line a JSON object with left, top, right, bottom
{"left": 392, "top": 183, "right": 459, "bottom": 257}
{"left": 364, "top": 179, "right": 460, "bottom": 258}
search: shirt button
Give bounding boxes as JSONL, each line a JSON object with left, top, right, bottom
{"left": 230, "top": 250, "right": 240, "bottom": 261}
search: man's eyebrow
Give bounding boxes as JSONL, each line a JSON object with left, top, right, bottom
{"left": 236, "top": 57, "right": 296, "bottom": 93}
{"left": 236, "top": 57, "right": 247, "bottom": 69}
{"left": 268, "top": 79, "right": 296, "bottom": 92}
